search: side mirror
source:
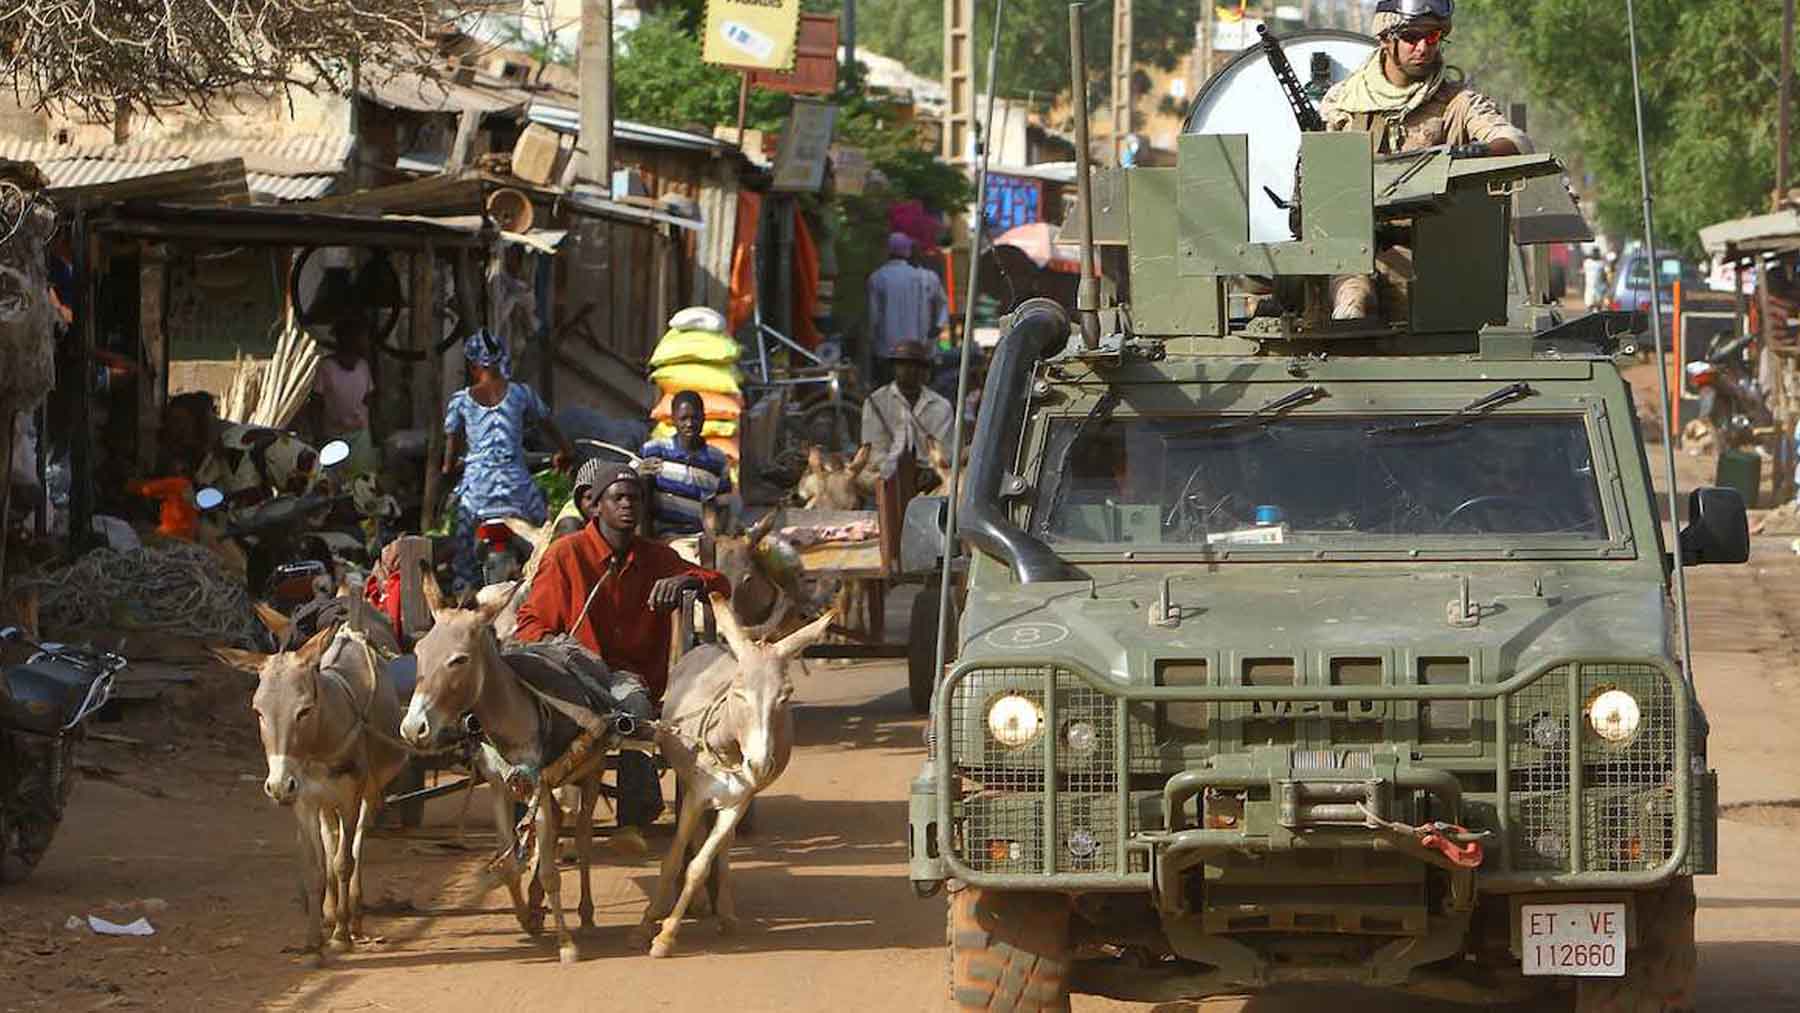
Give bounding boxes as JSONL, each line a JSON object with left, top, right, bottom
{"left": 195, "top": 487, "right": 226, "bottom": 511}
{"left": 1678, "top": 486, "right": 1750, "bottom": 566}
{"left": 319, "top": 439, "right": 352, "bottom": 469}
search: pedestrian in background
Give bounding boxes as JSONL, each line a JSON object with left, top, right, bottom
{"left": 311, "top": 313, "right": 378, "bottom": 475}
{"left": 867, "top": 232, "right": 947, "bottom": 389}
{"left": 1582, "top": 249, "right": 1609, "bottom": 312}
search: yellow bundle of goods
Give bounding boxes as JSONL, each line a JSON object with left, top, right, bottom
{"left": 649, "top": 329, "right": 741, "bottom": 369}
{"left": 652, "top": 419, "right": 739, "bottom": 440}
{"left": 652, "top": 389, "right": 743, "bottom": 422}
{"left": 650, "top": 361, "right": 741, "bottom": 397}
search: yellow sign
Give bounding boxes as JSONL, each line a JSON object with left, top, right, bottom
{"left": 701, "top": 0, "right": 804, "bottom": 72}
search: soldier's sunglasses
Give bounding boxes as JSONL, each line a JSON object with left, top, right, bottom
{"left": 1396, "top": 27, "right": 1446, "bottom": 46}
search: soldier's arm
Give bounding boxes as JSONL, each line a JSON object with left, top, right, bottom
{"left": 1453, "top": 89, "right": 1532, "bottom": 156}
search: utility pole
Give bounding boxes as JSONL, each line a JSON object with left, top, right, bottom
{"left": 1301, "top": 0, "right": 1314, "bottom": 26}
{"left": 943, "top": 0, "right": 976, "bottom": 164}
{"left": 844, "top": 0, "right": 857, "bottom": 86}
{"left": 579, "top": 0, "right": 613, "bottom": 186}
{"left": 1198, "top": 2, "right": 1213, "bottom": 92}
{"left": 1111, "top": 0, "right": 1133, "bottom": 165}
{"left": 1780, "top": 0, "right": 1796, "bottom": 210}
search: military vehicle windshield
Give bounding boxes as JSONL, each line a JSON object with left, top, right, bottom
{"left": 1032, "top": 414, "right": 1608, "bottom": 550}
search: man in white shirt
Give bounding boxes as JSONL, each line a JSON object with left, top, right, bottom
{"left": 1582, "top": 249, "right": 1609, "bottom": 312}
{"left": 859, "top": 341, "right": 955, "bottom": 495}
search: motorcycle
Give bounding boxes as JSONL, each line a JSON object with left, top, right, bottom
{"left": 197, "top": 439, "right": 374, "bottom": 610}
{"left": 1685, "top": 333, "right": 1776, "bottom": 453}
{"left": 0, "top": 627, "right": 122, "bottom": 882}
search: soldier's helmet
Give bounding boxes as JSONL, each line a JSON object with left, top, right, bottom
{"left": 1374, "top": 0, "right": 1454, "bottom": 35}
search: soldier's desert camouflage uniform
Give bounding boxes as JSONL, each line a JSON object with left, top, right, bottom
{"left": 1320, "top": 76, "right": 1532, "bottom": 319}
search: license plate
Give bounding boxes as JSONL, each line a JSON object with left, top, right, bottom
{"left": 1521, "top": 903, "right": 1626, "bottom": 977}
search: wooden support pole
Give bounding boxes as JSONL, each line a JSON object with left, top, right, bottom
{"left": 1781, "top": 0, "right": 1796, "bottom": 209}
{"left": 580, "top": 0, "right": 614, "bottom": 185}
{"left": 942, "top": 0, "right": 975, "bottom": 164}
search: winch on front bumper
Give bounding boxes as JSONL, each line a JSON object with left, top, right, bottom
{"left": 909, "top": 659, "right": 1716, "bottom": 899}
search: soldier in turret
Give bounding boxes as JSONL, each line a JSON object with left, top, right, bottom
{"left": 1319, "top": 0, "right": 1533, "bottom": 318}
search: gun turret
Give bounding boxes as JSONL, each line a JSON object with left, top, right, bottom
{"left": 1258, "top": 26, "right": 1326, "bottom": 133}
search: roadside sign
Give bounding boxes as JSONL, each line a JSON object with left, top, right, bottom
{"left": 772, "top": 100, "right": 838, "bottom": 192}
{"left": 747, "top": 13, "right": 840, "bottom": 95}
{"left": 702, "top": 0, "right": 804, "bottom": 72}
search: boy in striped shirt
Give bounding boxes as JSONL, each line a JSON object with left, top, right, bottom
{"left": 641, "top": 390, "right": 736, "bottom": 546}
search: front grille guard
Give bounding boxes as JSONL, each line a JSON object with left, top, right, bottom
{"left": 933, "top": 657, "right": 1691, "bottom": 893}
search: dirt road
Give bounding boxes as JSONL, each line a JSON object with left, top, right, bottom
{"left": 6, "top": 557, "right": 1800, "bottom": 1012}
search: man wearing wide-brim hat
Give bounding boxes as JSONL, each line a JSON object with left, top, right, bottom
{"left": 858, "top": 339, "right": 955, "bottom": 495}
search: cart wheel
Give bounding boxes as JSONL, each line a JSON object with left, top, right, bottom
{"left": 909, "top": 584, "right": 956, "bottom": 714}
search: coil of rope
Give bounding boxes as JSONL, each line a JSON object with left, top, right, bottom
{"left": 14, "top": 542, "right": 265, "bottom": 649}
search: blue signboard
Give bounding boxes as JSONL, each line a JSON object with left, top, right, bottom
{"left": 984, "top": 174, "right": 1044, "bottom": 234}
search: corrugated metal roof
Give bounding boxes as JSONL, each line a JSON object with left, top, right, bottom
{"left": 247, "top": 173, "right": 337, "bottom": 202}
{"left": 44, "top": 159, "right": 253, "bottom": 205}
{"left": 4, "top": 135, "right": 349, "bottom": 202}
{"left": 524, "top": 102, "right": 733, "bottom": 154}
{"left": 0, "top": 135, "right": 352, "bottom": 174}
{"left": 361, "top": 68, "right": 533, "bottom": 116}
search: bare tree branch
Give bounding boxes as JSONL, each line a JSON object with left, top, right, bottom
{"left": 0, "top": 0, "right": 510, "bottom": 119}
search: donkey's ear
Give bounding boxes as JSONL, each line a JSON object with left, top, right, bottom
{"left": 211, "top": 646, "right": 272, "bottom": 676}
{"left": 848, "top": 444, "right": 872, "bottom": 475}
{"left": 710, "top": 592, "right": 756, "bottom": 658}
{"left": 253, "top": 601, "right": 295, "bottom": 645}
{"left": 746, "top": 509, "right": 778, "bottom": 549}
{"left": 701, "top": 499, "right": 723, "bottom": 539}
{"left": 419, "top": 561, "right": 452, "bottom": 619}
{"left": 806, "top": 445, "right": 824, "bottom": 473}
{"left": 772, "top": 609, "right": 835, "bottom": 662}
{"left": 295, "top": 624, "right": 338, "bottom": 666}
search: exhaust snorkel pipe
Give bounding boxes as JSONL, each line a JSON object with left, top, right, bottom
{"left": 959, "top": 298, "right": 1087, "bottom": 584}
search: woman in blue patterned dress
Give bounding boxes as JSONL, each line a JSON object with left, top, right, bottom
{"left": 442, "top": 330, "right": 573, "bottom": 594}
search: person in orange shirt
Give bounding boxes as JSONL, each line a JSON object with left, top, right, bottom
{"left": 514, "top": 463, "right": 729, "bottom": 840}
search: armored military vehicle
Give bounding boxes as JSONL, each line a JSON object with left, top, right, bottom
{"left": 905, "top": 27, "right": 1748, "bottom": 1012}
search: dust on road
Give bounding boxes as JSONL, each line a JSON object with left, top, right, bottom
{"left": 6, "top": 557, "right": 1800, "bottom": 1012}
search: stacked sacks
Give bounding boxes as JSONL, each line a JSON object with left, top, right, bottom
{"left": 648, "top": 307, "right": 743, "bottom": 471}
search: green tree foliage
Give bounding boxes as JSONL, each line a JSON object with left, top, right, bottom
{"left": 840, "top": 0, "right": 1195, "bottom": 109}
{"left": 1457, "top": 0, "right": 1784, "bottom": 253}
{"left": 613, "top": 12, "right": 790, "bottom": 133}
{"left": 614, "top": 11, "right": 970, "bottom": 214}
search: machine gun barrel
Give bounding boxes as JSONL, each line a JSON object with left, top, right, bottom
{"left": 1258, "top": 25, "right": 1326, "bottom": 133}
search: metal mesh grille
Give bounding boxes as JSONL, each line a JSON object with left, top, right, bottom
{"left": 1509, "top": 665, "right": 1573, "bottom": 871}
{"left": 950, "top": 668, "right": 1049, "bottom": 875}
{"left": 1055, "top": 674, "right": 1119, "bottom": 872}
{"left": 1581, "top": 665, "right": 1677, "bottom": 873}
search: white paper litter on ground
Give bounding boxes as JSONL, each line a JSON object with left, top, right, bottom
{"left": 87, "top": 915, "right": 155, "bottom": 936}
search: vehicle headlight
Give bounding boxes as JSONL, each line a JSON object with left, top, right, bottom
{"left": 986, "top": 694, "right": 1043, "bottom": 748}
{"left": 1064, "top": 720, "right": 1098, "bottom": 755}
{"left": 1588, "top": 689, "right": 1642, "bottom": 744}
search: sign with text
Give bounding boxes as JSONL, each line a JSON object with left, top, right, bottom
{"left": 702, "top": 0, "right": 804, "bottom": 72}
{"left": 771, "top": 100, "right": 838, "bottom": 192}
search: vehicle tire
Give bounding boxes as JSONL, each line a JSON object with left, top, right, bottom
{"left": 949, "top": 887, "right": 1072, "bottom": 1012}
{"left": 909, "top": 584, "right": 956, "bottom": 714}
{"left": 0, "top": 737, "right": 74, "bottom": 884}
{"left": 1574, "top": 876, "right": 1697, "bottom": 1013}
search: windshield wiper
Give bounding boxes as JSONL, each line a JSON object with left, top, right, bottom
{"left": 1366, "top": 382, "right": 1535, "bottom": 436}
{"left": 1175, "top": 384, "right": 1328, "bottom": 437}
{"left": 1036, "top": 391, "right": 1122, "bottom": 536}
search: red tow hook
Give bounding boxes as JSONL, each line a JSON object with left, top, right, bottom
{"left": 1419, "top": 824, "right": 1486, "bottom": 869}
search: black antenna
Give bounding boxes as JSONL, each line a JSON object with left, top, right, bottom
{"left": 932, "top": 0, "right": 1010, "bottom": 697}
{"left": 1625, "top": 0, "right": 1693, "bottom": 677}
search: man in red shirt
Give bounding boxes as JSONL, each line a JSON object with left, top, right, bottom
{"left": 514, "top": 462, "right": 729, "bottom": 839}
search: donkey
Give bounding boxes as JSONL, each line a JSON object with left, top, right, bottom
{"left": 399, "top": 587, "right": 608, "bottom": 964}
{"left": 922, "top": 435, "right": 968, "bottom": 503}
{"left": 630, "top": 596, "right": 834, "bottom": 958}
{"left": 796, "top": 444, "right": 871, "bottom": 511}
{"left": 228, "top": 620, "right": 408, "bottom": 961}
